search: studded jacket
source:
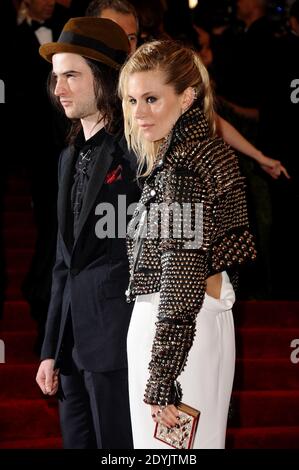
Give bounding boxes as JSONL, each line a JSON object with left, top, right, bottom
{"left": 126, "top": 103, "right": 256, "bottom": 406}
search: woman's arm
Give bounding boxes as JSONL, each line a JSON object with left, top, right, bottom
{"left": 216, "top": 114, "right": 290, "bottom": 179}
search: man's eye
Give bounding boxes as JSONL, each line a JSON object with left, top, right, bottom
{"left": 147, "top": 96, "right": 156, "bottom": 103}
{"left": 128, "top": 35, "right": 137, "bottom": 42}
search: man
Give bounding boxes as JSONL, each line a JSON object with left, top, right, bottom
{"left": 36, "top": 17, "right": 140, "bottom": 449}
{"left": 15, "top": 0, "right": 70, "bottom": 353}
{"left": 86, "top": 0, "right": 138, "bottom": 52}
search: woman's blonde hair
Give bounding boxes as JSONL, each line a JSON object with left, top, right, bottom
{"left": 118, "top": 40, "right": 216, "bottom": 176}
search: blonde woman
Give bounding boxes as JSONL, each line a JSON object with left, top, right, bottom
{"left": 119, "top": 41, "right": 256, "bottom": 449}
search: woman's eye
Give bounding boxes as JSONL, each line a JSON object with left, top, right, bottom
{"left": 129, "top": 98, "right": 136, "bottom": 104}
{"left": 146, "top": 96, "right": 156, "bottom": 103}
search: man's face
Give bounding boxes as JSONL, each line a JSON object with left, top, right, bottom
{"left": 26, "top": 0, "right": 56, "bottom": 21}
{"left": 237, "top": 0, "right": 254, "bottom": 22}
{"left": 52, "top": 53, "right": 98, "bottom": 121}
{"left": 100, "top": 8, "right": 138, "bottom": 53}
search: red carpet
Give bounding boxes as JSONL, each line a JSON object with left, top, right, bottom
{"left": 0, "top": 173, "right": 299, "bottom": 448}
{"left": 0, "top": 173, "right": 62, "bottom": 449}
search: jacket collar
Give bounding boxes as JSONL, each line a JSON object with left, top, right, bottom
{"left": 171, "top": 100, "right": 210, "bottom": 146}
{"left": 58, "top": 131, "right": 123, "bottom": 250}
{"left": 147, "top": 102, "right": 211, "bottom": 181}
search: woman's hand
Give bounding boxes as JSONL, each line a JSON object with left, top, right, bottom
{"left": 258, "top": 154, "right": 290, "bottom": 179}
{"left": 150, "top": 404, "right": 180, "bottom": 428}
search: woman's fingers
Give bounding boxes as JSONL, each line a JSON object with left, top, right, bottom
{"left": 150, "top": 404, "right": 180, "bottom": 428}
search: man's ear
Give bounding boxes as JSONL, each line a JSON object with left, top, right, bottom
{"left": 182, "top": 87, "right": 195, "bottom": 113}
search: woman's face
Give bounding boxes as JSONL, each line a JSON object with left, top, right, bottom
{"left": 127, "top": 70, "right": 190, "bottom": 142}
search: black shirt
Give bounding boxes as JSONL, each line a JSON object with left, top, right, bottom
{"left": 71, "top": 128, "right": 106, "bottom": 239}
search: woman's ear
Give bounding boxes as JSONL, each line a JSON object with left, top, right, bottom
{"left": 181, "top": 87, "right": 196, "bottom": 113}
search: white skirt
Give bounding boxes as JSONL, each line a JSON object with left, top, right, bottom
{"left": 127, "top": 271, "right": 236, "bottom": 449}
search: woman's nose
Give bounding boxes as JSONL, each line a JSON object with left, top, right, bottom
{"left": 134, "top": 101, "right": 146, "bottom": 119}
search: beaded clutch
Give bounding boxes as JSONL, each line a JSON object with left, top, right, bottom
{"left": 154, "top": 403, "right": 200, "bottom": 449}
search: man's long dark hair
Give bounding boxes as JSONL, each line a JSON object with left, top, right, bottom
{"left": 48, "top": 57, "right": 123, "bottom": 144}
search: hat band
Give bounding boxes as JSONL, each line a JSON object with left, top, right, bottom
{"left": 58, "top": 31, "right": 127, "bottom": 65}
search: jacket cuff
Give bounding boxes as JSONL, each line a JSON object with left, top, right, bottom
{"left": 144, "top": 380, "right": 182, "bottom": 406}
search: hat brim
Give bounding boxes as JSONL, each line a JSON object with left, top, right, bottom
{"left": 39, "top": 42, "right": 121, "bottom": 70}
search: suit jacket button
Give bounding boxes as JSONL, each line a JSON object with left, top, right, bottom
{"left": 70, "top": 268, "right": 79, "bottom": 276}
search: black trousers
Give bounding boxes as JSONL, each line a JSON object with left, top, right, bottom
{"left": 59, "top": 347, "right": 133, "bottom": 449}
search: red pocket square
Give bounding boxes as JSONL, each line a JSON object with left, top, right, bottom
{"left": 105, "top": 164, "right": 123, "bottom": 184}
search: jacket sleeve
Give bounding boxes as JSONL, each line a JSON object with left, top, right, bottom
{"left": 143, "top": 163, "right": 256, "bottom": 406}
{"left": 40, "top": 230, "right": 69, "bottom": 360}
{"left": 40, "top": 152, "right": 69, "bottom": 360}
{"left": 144, "top": 170, "right": 211, "bottom": 406}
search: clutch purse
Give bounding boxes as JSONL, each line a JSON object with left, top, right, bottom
{"left": 153, "top": 403, "right": 200, "bottom": 449}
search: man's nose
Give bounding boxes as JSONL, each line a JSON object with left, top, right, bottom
{"left": 54, "top": 77, "right": 65, "bottom": 96}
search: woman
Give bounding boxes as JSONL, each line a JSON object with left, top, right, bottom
{"left": 119, "top": 41, "right": 256, "bottom": 449}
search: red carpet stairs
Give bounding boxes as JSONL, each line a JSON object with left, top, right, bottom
{"left": 0, "top": 173, "right": 62, "bottom": 449}
{"left": 0, "top": 173, "right": 299, "bottom": 448}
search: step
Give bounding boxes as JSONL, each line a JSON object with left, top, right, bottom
{"left": 230, "top": 390, "right": 299, "bottom": 427}
{"left": 234, "top": 301, "right": 299, "bottom": 328}
{"left": 6, "top": 269, "right": 29, "bottom": 292}
{"left": 226, "top": 426, "right": 299, "bottom": 449}
{"left": 5, "top": 249, "right": 34, "bottom": 272}
{"left": 6, "top": 248, "right": 34, "bottom": 263}
{"left": 4, "top": 286, "right": 25, "bottom": 301}
{"left": 4, "top": 212, "right": 34, "bottom": 227}
{"left": 236, "top": 327, "right": 299, "bottom": 358}
{"left": 4, "top": 196, "right": 33, "bottom": 211}
{"left": 4, "top": 229, "right": 36, "bottom": 249}
{"left": 0, "top": 399, "right": 60, "bottom": 440}
{"left": 0, "top": 364, "right": 42, "bottom": 399}
{"left": 5, "top": 176, "right": 32, "bottom": 193}
{"left": 234, "top": 358, "right": 299, "bottom": 390}
{"left": 0, "top": 436, "right": 62, "bottom": 449}
{"left": 0, "top": 331, "right": 38, "bottom": 363}
{"left": 0, "top": 301, "right": 35, "bottom": 331}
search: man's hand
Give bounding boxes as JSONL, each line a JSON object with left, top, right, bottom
{"left": 36, "top": 359, "right": 59, "bottom": 396}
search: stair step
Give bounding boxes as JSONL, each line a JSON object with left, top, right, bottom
{"left": 0, "top": 399, "right": 60, "bottom": 440}
{"left": 231, "top": 390, "right": 299, "bottom": 427}
{"left": 0, "top": 331, "right": 38, "bottom": 363}
{"left": 5, "top": 249, "right": 33, "bottom": 272}
{"left": 4, "top": 287, "right": 25, "bottom": 301}
{"left": 4, "top": 196, "right": 33, "bottom": 211}
{"left": 234, "top": 301, "right": 299, "bottom": 327}
{"left": 226, "top": 426, "right": 299, "bottom": 449}
{"left": 235, "top": 358, "right": 299, "bottom": 390}
{"left": 0, "top": 364, "right": 41, "bottom": 399}
{"left": 4, "top": 229, "right": 36, "bottom": 249}
{"left": 0, "top": 301, "right": 34, "bottom": 331}
{"left": 4, "top": 212, "right": 34, "bottom": 227}
{"left": 0, "top": 436, "right": 62, "bottom": 449}
{"left": 6, "top": 270, "right": 28, "bottom": 292}
{"left": 5, "top": 176, "right": 31, "bottom": 193}
{"left": 236, "top": 327, "right": 299, "bottom": 358}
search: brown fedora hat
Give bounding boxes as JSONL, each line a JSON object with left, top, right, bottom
{"left": 39, "top": 17, "right": 129, "bottom": 69}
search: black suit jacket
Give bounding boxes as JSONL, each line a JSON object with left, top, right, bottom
{"left": 41, "top": 131, "right": 140, "bottom": 372}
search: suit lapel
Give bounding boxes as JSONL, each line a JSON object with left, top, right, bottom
{"left": 74, "top": 133, "right": 117, "bottom": 244}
